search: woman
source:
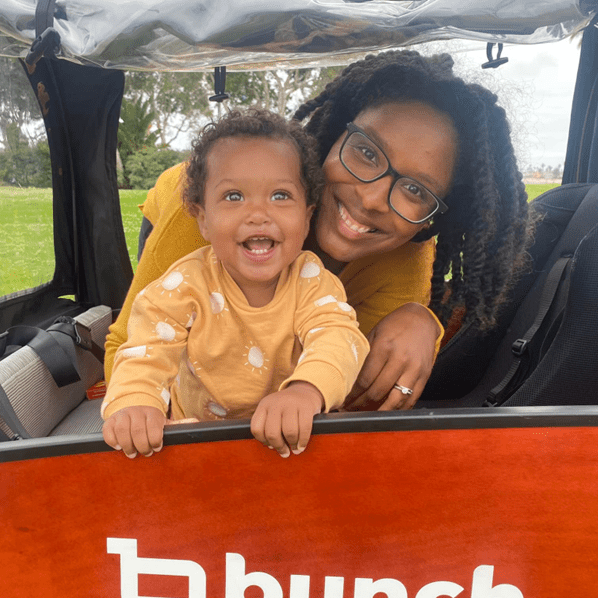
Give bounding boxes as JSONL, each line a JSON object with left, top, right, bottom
{"left": 105, "top": 50, "right": 531, "bottom": 411}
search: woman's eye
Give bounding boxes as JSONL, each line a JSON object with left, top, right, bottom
{"left": 271, "top": 191, "right": 290, "bottom": 201}
{"left": 400, "top": 179, "right": 430, "bottom": 202}
{"left": 406, "top": 183, "right": 423, "bottom": 196}
{"left": 224, "top": 192, "right": 243, "bottom": 202}
{"left": 355, "top": 144, "right": 378, "bottom": 165}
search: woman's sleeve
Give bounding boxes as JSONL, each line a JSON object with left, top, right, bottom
{"left": 104, "top": 162, "right": 208, "bottom": 383}
{"left": 341, "top": 239, "right": 444, "bottom": 353}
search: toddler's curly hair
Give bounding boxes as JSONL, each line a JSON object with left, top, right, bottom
{"left": 184, "top": 109, "right": 324, "bottom": 216}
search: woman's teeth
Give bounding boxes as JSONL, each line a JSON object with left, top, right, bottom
{"left": 338, "top": 203, "right": 375, "bottom": 234}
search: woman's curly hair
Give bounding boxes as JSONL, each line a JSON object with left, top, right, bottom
{"left": 294, "top": 49, "right": 534, "bottom": 330}
{"left": 184, "top": 109, "right": 324, "bottom": 216}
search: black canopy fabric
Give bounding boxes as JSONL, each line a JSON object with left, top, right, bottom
{"left": 563, "top": 12, "right": 598, "bottom": 183}
{"left": 0, "top": 58, "right": 130, "bottom": 332}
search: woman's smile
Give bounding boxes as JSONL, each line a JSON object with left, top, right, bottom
{"left": 315, "top": 101, "right": 458, "bottom": 265}
{"left": 337, "top": 201, "right": 379, "bottom": 236}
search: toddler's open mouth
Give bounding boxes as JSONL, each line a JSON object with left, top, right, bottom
{"left": 242, "top": 236, "right": 276, "bottom": 255}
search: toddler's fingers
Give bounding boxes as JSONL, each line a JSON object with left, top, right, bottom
{"left": 128, "top": 414, "right": 156, "bottom": 457}
{"left": 112, "top": 414, "right": 138, "bottom": 458}
{"left": 293, "top": 409, "right": 315, "bottom": 455}
{"left": 146, "top": 410, "right": 166, "bottom": 453}
{"left": 102, "top": 420, "right": 121, "bottom": 451}
{"left": 250, "top": 406, "right": 268, "bottom": 446}
{"left": 263, "top": 412, "right": 290, "bottom": 458}
{"left": 281, "top": 408, "right": 300, "bottom": 452}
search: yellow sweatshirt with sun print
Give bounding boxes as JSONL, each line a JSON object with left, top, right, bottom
{"left": 102, "top": 248, "right": 369, "bottom": 421}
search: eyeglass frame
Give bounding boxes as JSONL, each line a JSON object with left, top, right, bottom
{"left": 339, "top": 122, "right": 449, "bottom": 224}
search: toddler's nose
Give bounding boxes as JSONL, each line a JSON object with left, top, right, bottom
{"left": 246, "top": 201, "right": 271, "bottom": 224}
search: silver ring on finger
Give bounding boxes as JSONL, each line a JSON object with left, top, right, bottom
{"left": 393, "top": 384, "right": 413, "bottom": 396}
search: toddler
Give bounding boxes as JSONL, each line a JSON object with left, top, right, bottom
{"left": 102, "top": 109, "right": 369, "bottom": 459}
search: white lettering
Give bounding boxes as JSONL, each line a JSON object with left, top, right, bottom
{"left": 324, "top": 576, "right": 345, "bottom": 598}
{"left": 354, "top": 577, "right": 408, "bottom": 598}
{"left": 287, "top": 574, "right": 346, "bottom": 598}
{"left": 106, "top": 539, "right": 524, "bottom": 598}
{"left": 226, "top": 552, "right": 283, "bottom": 598}
{"left": 290, "top": 575, "right": 311, "bottom": 597}
{"left": 106, "top": 537, "right": 206, "bottom": 598}
{"left": 415, "top": 581, "right": 464, "bottom": 598}
{"left": 471, "top": 566, "right": 524, "bottom": 598}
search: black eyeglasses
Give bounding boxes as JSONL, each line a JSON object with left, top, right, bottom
{"left": 339, "top": 122, "right": 449, "bottom": 224}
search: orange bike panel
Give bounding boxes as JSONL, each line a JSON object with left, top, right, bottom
{"left": 1, "top": 427, "right": 597, "bottom": 597}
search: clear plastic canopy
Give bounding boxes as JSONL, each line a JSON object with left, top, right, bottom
{"left": 0, "top": 0, "right": 595, "bottom": 71}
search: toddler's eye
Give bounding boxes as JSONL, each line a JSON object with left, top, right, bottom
{"left": 271, "top": 191, "right": 290, "bottom": 201}
{"left": 224, "top": 191, "right": 243, "bottom": 202}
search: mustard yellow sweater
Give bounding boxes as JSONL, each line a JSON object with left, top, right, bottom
{"left": 104, "top": 162, "right": 442, "bottom": 382}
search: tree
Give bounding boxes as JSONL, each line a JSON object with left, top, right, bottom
{"left": 0, "top": 57, "right": 44, "bottom": 149}
{"left": 0, "top": 122, "right": 51, "bottom": 187}
{"left": 124, "top": 71, "right": 212, "bottom": 147}
{"left": 121, "top": 66, "right": 344, "bottom": 147}
{"left": 224, "top": 67, "right": 342, "bottom": 117}
{"left": 126, "top": 146, "right": 188, "bottom": 189}
{"left": 117, "top": 96, "right": 160, "bottom": 188}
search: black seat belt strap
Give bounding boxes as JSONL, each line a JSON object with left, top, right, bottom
{"left": 50, "top": 317, "right": 106, "bottom": 363}
{"left": 0, "top": 386, "right": 31, "bottom": 440}
{"left": 484, "top": 256, "right": 571, "bottom": 407}
{"left": 0, "top": 325, "right": 81, "bottom": 388}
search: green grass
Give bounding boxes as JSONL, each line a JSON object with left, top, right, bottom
{"left": 119, "top": 189, "right": 148, "bottom": 270}
{"left": 0, "top": 187, "right": 148, "bottom": 298}
{"left": 0, "top": 183, "right": 561, "bottom": 298}
{"left": 526, "top": 183, "right": 559, "bottom": 202}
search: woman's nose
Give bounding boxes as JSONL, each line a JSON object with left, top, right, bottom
{"left": 355, "top": 177, "right": 392, "bottom": 213}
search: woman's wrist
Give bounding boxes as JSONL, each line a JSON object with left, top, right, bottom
{"left": 396, "top": 302, "right": 442, "bottom": 337}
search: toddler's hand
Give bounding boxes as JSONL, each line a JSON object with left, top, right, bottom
{"left": 251, "top": 382, "right": 324, "bottom": 458}
{"left": 102, "top": 405, "right": 166, "bottom": 458}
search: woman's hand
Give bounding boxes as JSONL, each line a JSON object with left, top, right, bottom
{"left": 343, "top": 303, "right": 440, "bottom": 411}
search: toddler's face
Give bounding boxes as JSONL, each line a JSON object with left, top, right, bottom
{"left": 196, "top": 137, "right": 314, "bottom": 301}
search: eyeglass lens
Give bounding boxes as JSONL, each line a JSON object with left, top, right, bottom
{"left": 341, "top": 130, "right": 439, "bottom": 222}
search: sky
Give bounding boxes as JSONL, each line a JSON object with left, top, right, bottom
{"left": 422, "top": 37, "right": 582, "bottom": 172}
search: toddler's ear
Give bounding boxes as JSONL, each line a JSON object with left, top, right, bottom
{"left": 304, "top": 204, "right": 315, "bottom": 238}
{"left": 196, "top": 206, "right": 210, "bottom": 242}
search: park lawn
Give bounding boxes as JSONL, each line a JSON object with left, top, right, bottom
{"left": 0, "top": 183, "right": 559, "bottom": 298}
{"left": 526, "top": 183, "right": 559, "bottom": 202}
{"left": 0, "top": 188, "right": 146, "bottom": 298}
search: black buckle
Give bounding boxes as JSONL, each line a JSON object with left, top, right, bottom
{"left": 25, "top": 27, "right": 61, "bottom": 67}
{"left": 209, "top": 66, "right": 229, "bottom": 103}
{"left": 482, "top": 43, "right": 508, "bottom": 69}
{"left": 511, "top": 338, "right": 528, "bottom": 356}
{"left": 54, "top": 316, "right": 93, "bottom": 351}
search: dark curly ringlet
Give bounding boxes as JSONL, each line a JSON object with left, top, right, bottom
{"left": 184, "top": 109, "right": 324, "bottom": 217}
{"left": 294, "top": 49, "right": 535, "bottom": 330}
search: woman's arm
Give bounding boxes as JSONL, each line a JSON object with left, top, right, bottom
{"left": 341, "top": 240, "right": 444, "bottom": 410}
{"left": 344, "top": 302, "right": 441, "bottom": 410}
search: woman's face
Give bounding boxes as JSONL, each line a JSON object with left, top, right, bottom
{"left": 316, "top": 101, "right": 458, "bottom": 264}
